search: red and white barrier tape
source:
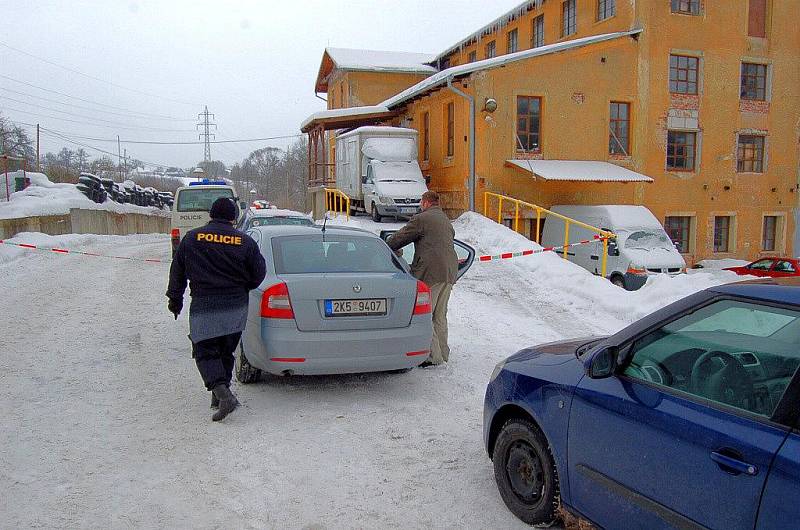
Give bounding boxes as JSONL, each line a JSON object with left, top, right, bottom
{"left": 0, "top": 239, "right": 169, "bottom": 264}
{"left": 477, "top": 235, "right": 613, "bottom": 262}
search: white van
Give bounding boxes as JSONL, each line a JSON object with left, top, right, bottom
{"left": 541, "top": 205, "right": 686, "bottom": 290}
{"left": 171, "top": 180, "right": 242, "bottom": 256}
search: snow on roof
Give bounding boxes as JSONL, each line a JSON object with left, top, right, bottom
{"left": 325, "top": 48, "right": 437, "bottom": 74}
{"left": 433, "top": 1, "right": 542, "bottom": 62}
{"left": 382, "top": 30, "right": 642, "bottom": 109}
{"left": 506, "top": 160, "right": 654, "bottom": 183}
{"left": 300, "top": 105, "right": 393, "bottom": 132}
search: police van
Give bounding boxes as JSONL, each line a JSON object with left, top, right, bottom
{"left": 171, "top": 180, "right": 243, "bottom": 256}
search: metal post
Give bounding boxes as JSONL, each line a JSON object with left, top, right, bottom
{"left": 514, "top": 202, "right": 519, "bottom": 233}
{"left": 483, "top": 192, "right": 488, "bottom": 217}
{"left": 601, "top": 238, "right": 609, "bottom": 278}
{"left": 535, "top": 208, "right": 541, "bottom": 243}
{"left": 446, "top": 78, "right": 475, "bottom": 212}
{"left": 497, "top": 197, "right": 503, "bottom": 224}
{"left": 563, "top": 221, "right": 570, "bottom": 259}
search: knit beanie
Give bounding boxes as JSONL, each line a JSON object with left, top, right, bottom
{"left": 209, "top": 197, "right": 237, "bottom": 221}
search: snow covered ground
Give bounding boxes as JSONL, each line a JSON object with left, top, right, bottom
{"left": 0, "top": 171, "right": 166, "bottom": 219}
{"left": 1, "top": 215, "right": 746, "bottom": 528}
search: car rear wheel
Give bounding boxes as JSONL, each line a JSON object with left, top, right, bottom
{"left": 610, "top": 274, "right": 626, "bottom": 289}
{"left": 492, "top": 418, "right": 559, "bottom": 526}
{"left": 235, "top": 342, "right": 261, "bottom": 384}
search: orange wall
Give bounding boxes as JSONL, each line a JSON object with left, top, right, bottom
{"left": 327, "top": 71, "right": 430, "bottom": 109}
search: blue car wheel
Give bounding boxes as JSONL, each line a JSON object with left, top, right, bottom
{"left": 492, "top": 418, "right": 560, "bottom": 525}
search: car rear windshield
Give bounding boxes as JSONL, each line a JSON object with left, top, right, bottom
{"left": 176, "top": 188, "right": 234, "bottom": 212}
{"left": 247, "top": 217, "right": 314, "bottom": 229}
{"left": 272, "top": 235, "right": 401, "bottom": 274}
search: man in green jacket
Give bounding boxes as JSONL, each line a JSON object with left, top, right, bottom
{"left": 387, "top": 191, "right": 458, "bottom": 366}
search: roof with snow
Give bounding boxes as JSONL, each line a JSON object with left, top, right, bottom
{"left": 505, "top": 160, "right": 654, "bottom": 182}
{"left": 315, "top": 48, "right": 437, "bottom": 93}
{"left": 303, "top": 29, "right": 642, "bottom": 132}
{"left": 300, "top": 105, "right": 397, "bottom": 132}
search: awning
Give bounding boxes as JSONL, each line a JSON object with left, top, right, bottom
{"left": 505, "top": 160, "right": 654, "bottom": 183}
{"left": 300, "top": 105, "right": 399, "bottom": 132}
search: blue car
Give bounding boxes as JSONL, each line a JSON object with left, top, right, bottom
{"left": 484, "top": 278, "right": 800, "bottom": 528}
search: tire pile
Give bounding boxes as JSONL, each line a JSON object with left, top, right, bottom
{"left": 75, "top": 173, "right": 174, "bottom": 209}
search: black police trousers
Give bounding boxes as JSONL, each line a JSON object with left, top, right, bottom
{"left": 192, "top": 332, "right": 242, "bottom": 391}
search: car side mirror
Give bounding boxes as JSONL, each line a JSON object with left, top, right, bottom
{"left": 607, "top": 240, "right": 620, "bottom": 257}
{"left": 239, "top": 201, "right": 247, "bottom": 210}
{"left": 585, "top": 345, "right": 618, "bottom": 379}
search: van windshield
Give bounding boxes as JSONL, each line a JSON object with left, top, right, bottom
{"left": 177, "top": 188, "right": 234, "bottom": 212}
{"left": 623, "top": 230, "right": 675, "bottom": 251}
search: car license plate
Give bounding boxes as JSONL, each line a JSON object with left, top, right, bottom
{"left": 400, "top": 207, "right": 417, "bottom": 214}
{"left": 325, "top": 299, "right": 387, "bottom": 316}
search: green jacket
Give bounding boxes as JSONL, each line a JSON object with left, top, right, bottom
{"left": 387, "top": 206, "right": 458, "bottom": 285}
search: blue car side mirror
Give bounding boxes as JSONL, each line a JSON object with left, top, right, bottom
{"left": 586, "top": 345, "right": 618, "bottom": 379}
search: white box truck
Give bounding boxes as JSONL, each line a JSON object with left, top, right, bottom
{"left": 335, "top": 126, "right": 429, "bottom": 222}
{"left": 541, "top": 205, "right": 686, "bottom": 290}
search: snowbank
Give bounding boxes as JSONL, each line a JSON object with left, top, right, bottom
{"left": 0, "top": 172, "right": 166, "bottom": 220}
{"left": 0, "top": 231, "right": 167, "bottom": 266}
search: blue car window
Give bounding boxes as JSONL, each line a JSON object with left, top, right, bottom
{"left": 623, "top": 299, "right": 800, "bottom": 418}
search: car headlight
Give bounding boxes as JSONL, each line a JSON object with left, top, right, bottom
{"left": 380, "top": 196, "right": 393, "bottom": 205}
{"left": 490, "top": 359, "right": 507, "bottom": 382}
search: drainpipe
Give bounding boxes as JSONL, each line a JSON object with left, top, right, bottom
{"left": 446, "top": 78, "right": 476, "bottom": 212}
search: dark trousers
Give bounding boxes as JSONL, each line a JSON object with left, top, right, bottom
{"left": 191, "top": 332, "right": 242, "bottom": 391}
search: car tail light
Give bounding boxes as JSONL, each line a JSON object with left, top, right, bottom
{"left": 406, "top": 350, "right": 429, "bottom": 357}
{"left": 261, "top": 282, "right": 294, "bottom": 319}
{"left": 171, "top": 228, "right": 180, "bottom": 240}
{"left": 413, "top": 280, "right": 432, "bottom": 315}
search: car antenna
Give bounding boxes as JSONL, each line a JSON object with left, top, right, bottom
{"left": 321, "top": 212, "right": 328, "bottom": 240}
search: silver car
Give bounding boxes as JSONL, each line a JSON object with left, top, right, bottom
{"left": 236, "top": 225, "right": 474, "bottom": 381}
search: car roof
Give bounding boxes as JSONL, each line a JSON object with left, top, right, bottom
{"left": 708, "top": 277, "right": 800, "bottom": 306}
{"left": 248, "top": 208, "right": 311, "bottom": 218}
{"left": 250, "top": 224, "right": 376, "bottom": 238}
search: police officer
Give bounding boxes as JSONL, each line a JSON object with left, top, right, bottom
{"left": 166, "top": 197, "right": 266, "bottom": 421}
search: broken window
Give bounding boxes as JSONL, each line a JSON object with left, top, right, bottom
{"left": 516, "top": 96, "right": 542, "bottom": 152}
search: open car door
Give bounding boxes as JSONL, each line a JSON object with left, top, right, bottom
{"left": 379, "top": 230, "right": 475, "bottom": 280}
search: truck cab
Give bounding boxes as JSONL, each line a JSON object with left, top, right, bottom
{"left": 171, "top": 180, "right": 241, "bottom": 256}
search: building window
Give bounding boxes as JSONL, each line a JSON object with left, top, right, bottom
{"left": 597, "top": 0, "right": 615, "bottom": 20}
{"left": 561, "top": 0, "right": 577, "bottom": 37}
{"left": 486, "top": 40, "right": 496, "bottom": 59}
{"left": 737, "top": 134, "right": 765, "bottom": 172}
{"left": 422, "top": 112, "right": 430, "bottom": 161}
{"left": 669, "top": 55, "right": 699, "bottom": 94}
{"left": 740, "top": 63, "right": 768, "bottom": 101}
{"left": 532, "top": 15, "right": 544, "bottom": 48}
{"left": 763, "top": 216, "right": 778, "bottom": 251}
{"left": 714, "top": 216, "right": 732, "bottom": 252}
{"left": 665, "top": 216, "right": 692, "bottom": 253}
{"left": 516, "top": 96, "right": 542, "bottom": 152}
{"left": 667, "top": 131, "right": 696, "bottom": 171}
{"left": 467, "top": 50, "right": 477, "bottom": 63}
{"left": 609, "top": 102, "right": 630, "bottom": 155}
{"left": 671, "top": 0, "right": 701, "bottom": 14}
{"left": 446, "top": 102, "right": 455, "bottom": 157}
{"left": 507, "top": 29, "right": 519, "bottom": 54}
{"left": 748, "top": 0, "right": 767, "bottom": 37}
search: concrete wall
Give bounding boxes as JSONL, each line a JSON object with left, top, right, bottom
{"left": 0, "top": 209, "right": 169, "bottom": 239}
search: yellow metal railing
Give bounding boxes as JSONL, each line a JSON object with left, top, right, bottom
{"left": 324, "top": 188, "right": 350, "bottom": 221}
{"left": 484, "top": 191, "right": 616, "bottom": 277}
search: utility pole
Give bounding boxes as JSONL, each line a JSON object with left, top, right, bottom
{"left": 117, "top": 135, "right": 122, "bottom": 179}
{"left": 123, "top": 148, "right": 127, "bottom": 177}
{"left": 196, "top": 106, "right": 216, "bottom": 164}
{"left": 35, "top": 124, "right": 40, "bottom": 172}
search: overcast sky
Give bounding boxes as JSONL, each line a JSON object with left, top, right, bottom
{"left": 1, "top": 0, "right": 522, "bottom": 169}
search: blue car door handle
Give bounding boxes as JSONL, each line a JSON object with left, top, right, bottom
{"left": 711, "top": 450, "right": 759, "bottom": 476}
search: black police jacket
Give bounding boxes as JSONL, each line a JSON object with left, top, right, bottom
{"left": 166, "top": 220, "right": 267, "bottom": 300}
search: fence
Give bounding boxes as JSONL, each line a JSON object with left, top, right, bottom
{"left": 324, "top": 188, "right": 350, "bottom": 221}
{"left": 0, "top": 208, "right": 169, "bottom": 240}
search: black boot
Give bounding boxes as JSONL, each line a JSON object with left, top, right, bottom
{"left": 210, "top": 392, "right": 219, "bottom": 409}
{"left": 211, "top": 384, "right": 239, "bottom": 422}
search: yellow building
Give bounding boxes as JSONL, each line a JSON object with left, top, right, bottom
{"left": 303, "top": 0, "right": 800, "bottom": 264}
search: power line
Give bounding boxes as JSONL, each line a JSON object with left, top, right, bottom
{"left": 0, "top": 94, "right": 198, "bottom": 131}
{"left": 0, "top": 73, "right": 193, "bottom": 120}
{"left": 0, "top": 85, "right": 196, "bottom": 122}
{"left": 0, "top": 104, "right": 196, "bottom": 132}
{"left": 40, "top": 128, "right": 174, "bottom": 170}
{"left": 0, "top": 41, "right": 198, "bottom": 107}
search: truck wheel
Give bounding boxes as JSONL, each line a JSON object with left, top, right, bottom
{"left": 235, "top": 342, "right": 261, "bottom": 384}
{"left": 492, "top": 418, "right": 560, "bottom": 526}
{"left": 371, "top": 204, "right": 383, "bottom": 223}
{"left": 610, "top": 275, "right": 626, "bottom": 289}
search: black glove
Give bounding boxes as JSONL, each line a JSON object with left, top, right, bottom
{"left": 168, "top": 298, "right": 183, "bottom": 320}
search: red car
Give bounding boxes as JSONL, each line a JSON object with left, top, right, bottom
{"left": 724, "top": 257, "right": 800, "bottom": 277}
